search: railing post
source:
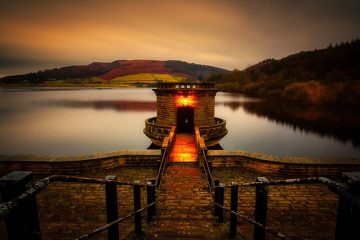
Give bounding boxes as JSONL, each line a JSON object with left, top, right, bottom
{"left": 0, "top": 171, "right": 41, "bottom": 240}
{"left": 254, "top": 177, "right": 269, "bottom": 240}
{"left": 230, "top": 182, "right": 239, "bottom": 238}
{"left": 218, "top": 183, "right": 225, "bottom": 223}
{"left": 105, "top": 175, "right": 119, "bottom": 240}
{"left": 147, "top": 179, "right": 156, "bottom": 222}
{"left": 214, "top": 180, "right": 220, "bottom": 216}
{"left": 133, "top": 180, "right": 142, "bottom": 235}
{"left": 336, "top": 172, "right": 360, "bottom": 240}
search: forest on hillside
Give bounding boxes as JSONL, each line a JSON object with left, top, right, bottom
{"left": 210, "top": 40, "right": 360, "bottom": 106}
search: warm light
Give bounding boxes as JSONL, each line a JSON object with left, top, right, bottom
{"left": 176, "top": 95, "right": 196, "bottom": 108}
{"left": 169, "top": 134, "right": 198, "bottom": 163}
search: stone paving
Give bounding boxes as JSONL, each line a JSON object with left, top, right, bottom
{"left": 0, "top": 161, "right": 340, "bottom": 240}
{"left": 169, "top": 134, "right": 197, "bottom": 163}
{"left": 2, "top": 166, "right": 157, "bottom": 240}
{"left": 143, "top": 163, "right": 232, "bottom": 239}
{"left": 212, "top": 167, "right": 339, "bottom": 240}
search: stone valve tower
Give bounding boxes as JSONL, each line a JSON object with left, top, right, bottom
{"left": 144, "top": 83, "right": 227, "bottom": 147}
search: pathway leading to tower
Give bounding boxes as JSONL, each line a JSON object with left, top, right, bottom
{"left": 169, "top": 133, "right": 198, "bottom": 163}
{"left": 143, "top": 163, "right": 230, "bottom": 239}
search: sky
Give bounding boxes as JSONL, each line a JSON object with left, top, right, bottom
{"left": 1, "top": 0, "right": 360, "bottom": 77}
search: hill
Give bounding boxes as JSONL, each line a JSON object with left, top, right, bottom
{"left": 211, "top": 40, "right": 360, "bottom": 106}
{"left": 0, "top": 60, "right": 228, "bottom": 86}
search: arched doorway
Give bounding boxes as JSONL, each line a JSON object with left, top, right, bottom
{"left": 176, "top": 107, "right": 194, "bottom": 133}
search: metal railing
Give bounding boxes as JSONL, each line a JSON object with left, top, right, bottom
{"left": 195, "top": 127, "right": 214, "bottom": 191}
{"left": 212, "top": 175, "right": 360, "bottom": 240}
{"left": 155, "top": 126, "right": 175, "bottom": 188}
{"left": 0, "top": 172, "right": 157, "bottom": 240}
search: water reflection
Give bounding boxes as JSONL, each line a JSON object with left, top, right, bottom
{"left": 37, "top": 100, "right": 156, "bottom": 112}
{"left": 0, "top": 88, "right": 359, "bottom": 157}
{"left": 216, "top": 97, "right": 360, "bottom": 148}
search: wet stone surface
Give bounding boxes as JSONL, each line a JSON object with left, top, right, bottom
{"left": 0, "top": 165, "right": 340, "bottom": 240}
{"left": 169, "top": 134, "right": 198, "bottom": 163}
{"left": 212, "top": 167, "right": 338, "bottom": 240}
{"left": 143, "top": 163, "right": 232, "bottom": 239}
{"left": 36, "top": 166, "right": 156, "bottom": 240}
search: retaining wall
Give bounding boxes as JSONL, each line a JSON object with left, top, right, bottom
{"left": 0, "top": 150, "right": 161, "bottom": 175}
{"left": 1, "top": 148, "right": 360, "bottom": 177}
{"left": 209, "top": 150, "right": 360, "bottom": 176}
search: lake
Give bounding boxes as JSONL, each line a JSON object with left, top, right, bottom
{"left": 0, "top": 87, "right": 359, "bottom": 158}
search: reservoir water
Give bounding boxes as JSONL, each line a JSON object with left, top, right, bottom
{"left": 0, "top": 87, "right": 359, "bottom": 158}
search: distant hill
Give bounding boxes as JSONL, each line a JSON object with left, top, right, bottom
{"left": 211, "top": 40, "right": 360, "bottom": 105}
{"left": 0, "top": 60, "right": 228, "bottom": 86}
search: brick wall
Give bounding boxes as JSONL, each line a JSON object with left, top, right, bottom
{"left": 195, "top": 92, "right": 216, "bottom": 126}
{"left": 155, "top": 90, "right": 217, "bottom": 127}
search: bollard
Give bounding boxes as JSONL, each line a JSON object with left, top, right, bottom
{"left": 147, "top": 180, "right": 156, "bottom": 222}
{"left": 133, "top": 180, "right": 142, "bottom": 235}
{"left": 105, "top": 175, "right": 119, "bottom": 240}
{"left": 230, "top": 182, "right": 239, "bottom": 238}
{"left": 218, "top": 183, "right": 225, "bottom": 223}
{"left": 254, "top": 177, "right": 269, "bottom": 240}
{"left": 0, "top": 171, "right": 41, "bottom": 240}
{"left": 336, "top": 172, "right": 360, "bottom": 240}
{"left": 214, "top": 180, "right": 220, "bottom": 216}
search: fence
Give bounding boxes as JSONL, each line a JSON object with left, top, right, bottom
{"left": 0, "top": 127, "right": 176, "bottom": 240}
{"left": 0, "top": 172, "right": 156, "bottom": 240}
{"left": 211, "top": 174, "right": 360, "bottom": 239}
{"left": 2, "top": 128, "right": 360, "bottom": 239}
{"left": 156, "top": 126, "right": 175, "bottom": 188}
{"left": 195, "top": 127, "right": 360, "bottom": 239}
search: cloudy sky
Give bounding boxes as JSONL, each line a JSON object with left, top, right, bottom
{"left": 1, "top": 0, "right": 360, "bottom": 77}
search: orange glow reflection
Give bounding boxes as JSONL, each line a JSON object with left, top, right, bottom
{"left": 176, "top": 95, "right": 196, "bottom": 108}
{"left": 169, "top": 134, "right": 198, "bottom": 163}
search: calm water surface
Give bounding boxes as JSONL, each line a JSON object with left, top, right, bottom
{"left": 0, "top": 87, "right": 359, "bottom": 158}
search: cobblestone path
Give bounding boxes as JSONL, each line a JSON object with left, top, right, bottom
{"left": 144, "top": 163, "right": 232, "bottom": 239}
{"left": 212, "top": 168, "right": 338, "bottom": 240}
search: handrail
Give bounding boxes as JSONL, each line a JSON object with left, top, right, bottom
{"left": 0, "top": 175, "right": 140, "bottom": 218}
{"left": 202, "top": 149, "right": 215, "bottom": 191}
{"left": 213, "top": 176, "right": 360, "bottom": 239}
{"left": 155, "top": 148, "right": 167, "bottom": 188}
{"left": 221, "top": 176, "right": 360, "bottom": 208}
{"left": 214, "top": 203, "right": 290, "bottom": 239}
{"left": 155, "top": 126, "right": 176, "bottom": 189}
{"left": 195, "top": 126, "right": 214, "bottom": 191}
{"left": 76, "top": 201, "right": 156, "bottom": 240}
